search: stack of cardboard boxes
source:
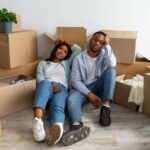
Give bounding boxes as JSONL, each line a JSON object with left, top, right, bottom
{"left": 103, "top": 30, "right": 150, "bottom": 114}
{"left": 0, "top": 16, "right": 39, "bottom": 118}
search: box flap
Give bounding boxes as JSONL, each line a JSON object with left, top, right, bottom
{"left": 56, "top": 27, "right": 86, "bottom": 49}
{"left": 102, "top": 30, "right": 137, "bottom": 39}
{"left": 45, "top": 32, "right": 56, "bottom": 42}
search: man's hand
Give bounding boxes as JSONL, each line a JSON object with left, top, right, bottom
{"left": 104, "top": 36, "right": 110, "bottom": 45}
{"left": 87, "top": 92, "right": 101, "bottom": 107}
{"left": 52, "top": 83, "right": 61, "bottom": 93}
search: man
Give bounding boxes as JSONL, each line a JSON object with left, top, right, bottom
{"left": 62, "top": 31, "right": 116, "bottom": 146}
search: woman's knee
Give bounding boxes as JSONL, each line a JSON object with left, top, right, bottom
{"left": 38, "top": 80, "right": 52, "bottom": 89}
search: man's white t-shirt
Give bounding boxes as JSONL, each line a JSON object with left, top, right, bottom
{"left": 86, "top": 51, "right": 97, "bottom": 84}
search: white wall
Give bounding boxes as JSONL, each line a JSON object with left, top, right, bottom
{"left": 0, "top": 0, "right": 150, "bottom": 59}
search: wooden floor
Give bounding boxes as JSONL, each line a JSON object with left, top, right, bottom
{"left": 0, "top": 103, "right": 150, "bottom": 150}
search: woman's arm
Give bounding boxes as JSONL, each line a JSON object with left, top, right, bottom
{"left": 67, "top": 44, "right": 82, "bottom": 66}
{"left": 36, "top": 61, "right": 46, "bottom": 84}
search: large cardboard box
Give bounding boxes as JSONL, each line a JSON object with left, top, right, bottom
{"left": 56, "top": 27, "right": 86, "bottom": 50}
{"left": 102, "top": 30, "right": 137, "bottom": 64}
{"left": 0, "top": 75, "right": 36, "bottom": 118}
{"left": 142, "top": 73, "right": 150, "bottom": 118}
{"left": 116, "top": 59, "right": 150, "bottom": 75}
{"left": 113, "top": 74, "right": 138, "bottom": 111}
{"left": 0, "top": 30, "right": 38, "bottom": 68}
{"left": 0, "top": 15, "right": 21, "bottom": 32}
{"left": 0, "top": 121, "right": 1, "bottom": 136}
{"left": 0, "top": 58, "right": 42, "bottom": 78}
{"left": 145, "top": 66, "right": 150, "bottom": 73}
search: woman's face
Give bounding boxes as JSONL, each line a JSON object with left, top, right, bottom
{"left": 55, "top": 45, "right": 68, "bottom": 61}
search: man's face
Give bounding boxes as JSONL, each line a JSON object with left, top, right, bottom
{"left": 90, "top": 34, "right": 105, "bottom": 52}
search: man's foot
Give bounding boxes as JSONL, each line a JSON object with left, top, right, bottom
{"left": 47, "top": 123, "right": 63, "bottom": 146}
{"left": 32, "top": 117, "right": 46, "bottom": 142}
{"left": 99, "top": 105, "right": 111, "bottom": 126}
{"left": 61, "top": 124, "right": 90, "bottom": 146}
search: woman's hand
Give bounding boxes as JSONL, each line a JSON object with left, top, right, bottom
{"left": 87, "top": 92, "right": 101, "bottom": 107}
{"left": 52, "top": 83, "right": 61, "bottom": 93}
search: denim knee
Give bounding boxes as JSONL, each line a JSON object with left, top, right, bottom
{"left": 38, "top": 80, "right": 51, "bottom": 88}
{"left": 104, "top": 68, "right": 116, "bottom": 78}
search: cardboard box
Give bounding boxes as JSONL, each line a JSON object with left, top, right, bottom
{"left": 0, "top": 75, "right": 36, "bottom": 118}
{"left": 0, "top": 121, "right": 1, "bottom": 136}
{"left": 102, "top": 30, "right": 137, "bottom": 64}
{"left": 142, "top": 73, "right": 150, "bottom": 118}
{"left": 0, "top": 58, "right": 42, "bottom": 78}
{"left": 0, "top": 30, "right": 38, "bottom": 68}
{"left": 116, "top": 59, "right": 150, "bottom": 75}
{"left": 56, "top": 27, "right": 86, "bottom": 50}
{"left": 0, "top": 15, "right": 21, "bottom": 32}
{"left": 145, "top": 66, "right": 150, "bottom": 73}
{"left": 113, "top": 74, "right": 138, "bottom": 111}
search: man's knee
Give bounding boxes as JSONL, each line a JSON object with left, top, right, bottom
{"left": 106, "top": 68, "right": 116, "bottom": 76}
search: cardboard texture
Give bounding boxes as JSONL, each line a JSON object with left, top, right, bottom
{"left": 145, "top": 66, "right": 150, "bottom": 73}
{"left": 113, "top": 74, "right": 138, "bottom": 111}
{"left": 0, "top": 58, "right": 42, "bottom": 78}
{"left": 56, "top": 27, "right": 86, "bottom": 50}
{"left": 116, "top": 59, "right": 150, "bottom": 75}
{"left": 45, "top": 32, "right": 56, "bottom": 42}
{"left": 0, "top": 75, "right": 36, "bottom": 118}
{"left": 0, "top": 15, "right": 21, "bottom": 33}
{"left": 142, "top": 73, "right": 150, "bottom": 118}
{"left": 0, "top": 121, "right": 1, "bottom": 136}
{"left": 102, "top": 30, "right": 137, "bottom": 64}
{"left": 0, "top": 30, "right": 38, "bottom": 68}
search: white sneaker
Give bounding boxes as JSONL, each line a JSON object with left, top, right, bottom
{"left": 47, "top": 123, "right": 63, "bottom": 146}
{"left": 32, "top": 117, "right": 46, "bottom": 142}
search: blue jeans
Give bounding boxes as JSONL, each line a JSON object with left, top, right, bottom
{"left": 67, "top": 68, "right": 116, "bottom": 123}
{"left": 33, "top": 80, "right": 68, "bottom": 125}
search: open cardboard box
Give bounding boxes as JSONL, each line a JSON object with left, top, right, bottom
{"left": 143, "top": 73, "right": 150, "bottom": 118}
{"left": 116, "top": 58, "right": 150, "bottom": 76}
{"left": 145, "top": 66, "right": 150, "bottom": 73}
{"left": 45, "top": 27, "right": 86, "bottom": 50}
{"left": 0, "top": 58, "right": 42, "bottom": 79}
{"left": 113, "top": 74, "right": 138, "bottom": 111}
{"left": 0, "top": 74, "right": 36, "bottom": 118}
{"left": 0, "top": 121, "right": 1, "bottom": 136}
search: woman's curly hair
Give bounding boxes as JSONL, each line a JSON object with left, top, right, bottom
{"left": 46, "top": 41, "right": 72, "bottom": 61}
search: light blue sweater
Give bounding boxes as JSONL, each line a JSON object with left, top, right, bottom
{"left": 71, "top": 45, "right": 116, "bottom": 95}
{"left": 36, "top": 44, "right": 81, "bottom": 89}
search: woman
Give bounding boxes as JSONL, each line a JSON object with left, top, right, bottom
{"left": 32, "top": 40, "right": 81, "bottom": 146}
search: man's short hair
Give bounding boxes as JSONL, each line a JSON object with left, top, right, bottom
{"left": 93, "top": 31, "right": 107, "bottom": 37}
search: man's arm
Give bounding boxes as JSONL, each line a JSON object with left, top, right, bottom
{"left": 103, "top": 36, "right": 116, "bottom": 67}
{"left": 71, "top": 56, "right": 90, "bottom": 95}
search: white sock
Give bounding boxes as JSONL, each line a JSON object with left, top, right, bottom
{"left": 102, "top": 104, "right": 110, "bottom": 108}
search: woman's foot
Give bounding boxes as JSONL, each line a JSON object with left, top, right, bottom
{"left": 32, "top": 117, "right": 46, "bottom": 142}
{"left": 47, "top": 123, "right": 63, "bottom": 146}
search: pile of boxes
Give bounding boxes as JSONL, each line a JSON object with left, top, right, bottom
{"left": 0, "top": 22, "right": 150, "bottom": 121}
{"left": 0, "top": 16, "right": 40, "bottom": 118}
{"left": 103, "top": 30, "right": 150, "bottom": 116}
